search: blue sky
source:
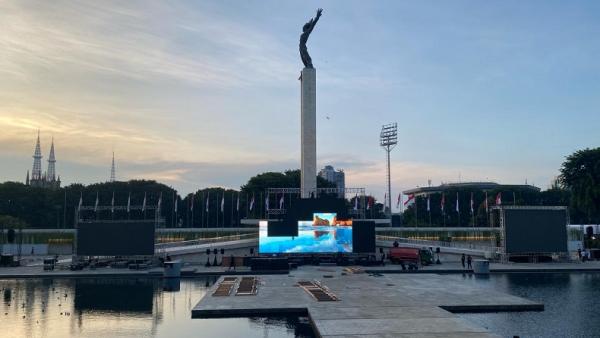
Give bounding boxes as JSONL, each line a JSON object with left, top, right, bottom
{"left": 1, "top": 1, "right": 599, "bottom": 211}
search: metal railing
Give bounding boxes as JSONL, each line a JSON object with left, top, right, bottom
{"left": 155, "top": 233, "right": 257, "bottom": 250}
{"left": 377, "top": 235, "right": 502, "bottom": 253}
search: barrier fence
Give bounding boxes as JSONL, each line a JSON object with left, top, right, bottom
{"left": 377, "top": 235, "right": 502, "bottom": 254}
{"left": 155, "top": 233, "right": 257, "bottom": 250}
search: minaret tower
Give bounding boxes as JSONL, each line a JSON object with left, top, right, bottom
{"left": 47, "top": 137, "right": 56, "bottom": 181}
{"left": 110, "top": 152, "right": 116, "bottom": 182}
{"left": 32, "top": 131, "right": 43, "bottom": 181}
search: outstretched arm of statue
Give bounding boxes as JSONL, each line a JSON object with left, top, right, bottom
{"left": 307, "top": 8, "right": 323, "bottom": 35}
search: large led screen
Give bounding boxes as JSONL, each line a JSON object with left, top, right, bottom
{"left": 259, "top": 213, "right": 352, "bottom": 253}
{"left": 504, "top": 208, "right": 568, "bottom": 254}
{"left": 77, "top": 221, "right": 155, "bottom": 256}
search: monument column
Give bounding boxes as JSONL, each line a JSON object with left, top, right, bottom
{"left": 300, "top": 67, "right": 317, "bottom": 198}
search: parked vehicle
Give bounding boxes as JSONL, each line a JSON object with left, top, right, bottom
{"left": 419, "top": 248, "right": 434, "bottom": 265}
{"left": 389, "top": 247, "right": 433, "bottom": 266}
{"left": 389, "top": 247, "right": 420, "bottom": 264}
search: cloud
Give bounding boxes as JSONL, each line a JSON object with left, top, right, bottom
{"left": 0, "top": 1, "right": 295, "bottom": 87}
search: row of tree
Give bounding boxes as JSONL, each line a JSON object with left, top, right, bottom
{"left": 0, "top": 148, "right": 598, "bottom": 228}
{"left": 0, "top": 170, "right": 340, "bottom": 228}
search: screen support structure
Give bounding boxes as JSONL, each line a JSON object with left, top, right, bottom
{"left": 493, "top": 205, "right": 569, "bottom": 263}
{"left": 265, "top": 187, "right": 366, "bottom": 219}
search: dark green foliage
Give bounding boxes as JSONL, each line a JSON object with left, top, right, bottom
{"left": 559, "top": 147, "right": 600, "bottom": 223}
{"left": 401, "top": 186, "right": 569, "bottom": 227}
{"left": 0, "top": 180, "right": 176, "bottom": 228}
{"left": 0, "top": 169, "right": 337, "bottom": 228}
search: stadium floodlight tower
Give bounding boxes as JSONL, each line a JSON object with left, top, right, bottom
{"left": 380, "top": 123, "right": 398, "bottom": 217}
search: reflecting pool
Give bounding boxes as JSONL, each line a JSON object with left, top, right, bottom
{"left": 0, "top": 277, "right": 315, "bottom": 338}
{"left": 457, "top": 272, "right": 600, "bottom": 337}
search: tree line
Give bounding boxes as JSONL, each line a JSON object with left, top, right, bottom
{"left": 0, "top": 148, "right": 598, "bottom": 228}
{"left": 0, "top": 169, "right": 338, "bottom": 228}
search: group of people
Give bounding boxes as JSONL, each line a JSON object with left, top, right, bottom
{"left": 461, "top": 253, "right": 473, "bottom": 270}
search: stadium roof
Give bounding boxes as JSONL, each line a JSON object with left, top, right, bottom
{"left": 403, "top": 182, "right": 541, "bottom": 196}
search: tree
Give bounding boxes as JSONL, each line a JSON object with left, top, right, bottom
{"left": 241, "top": 169, "right": 335, "bottom": 194}
{"left": 560, "top": 148, "right": 600, "bottom": 223}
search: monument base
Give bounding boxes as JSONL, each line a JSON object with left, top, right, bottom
{"left": 300, "top": 67, "right": 317, "bottom": 199}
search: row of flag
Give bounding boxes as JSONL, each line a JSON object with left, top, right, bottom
{"left": 77, "top": 190, "right": 507, "bottom": 215}
{"left": 78, "top": 192, "right": 162, "bottom": 213}
{"left": 398, "top": 191, "right": 504, "bottom": 213}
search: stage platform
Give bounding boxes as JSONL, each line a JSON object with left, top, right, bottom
{"left": 192, "top": 266, "right": 543, "bottom": 337}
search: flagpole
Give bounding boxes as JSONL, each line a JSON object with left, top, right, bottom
{"left": 442, "top": 193, "right": 446, "bottom": 227}
{"left": 259, "top": 192, "right": 263, "bottom": 219}
{"left": 457, "top": 192, "right": 460, "bottom": 227}
{"left": 429, "top": 205, "right": 432, "bottom": 227}
{"left": 63, "top": 189, "right": 67, "bottom": 229}
{"left": 415, "top": 196, "right": 418, "bottom": 228}
{"left": 206, "top": 191, "right": 210, "bottom": 228}
{"left": 485, "top": 191, "right": 489, "bottom": 227}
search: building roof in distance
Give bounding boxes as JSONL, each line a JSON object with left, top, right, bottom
{"left": 403, "top": 182, "right": 540, "bottom": 196}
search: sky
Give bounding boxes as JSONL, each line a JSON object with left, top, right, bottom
{"left": 1, "top": 1, "right": 599, "bottom": 211}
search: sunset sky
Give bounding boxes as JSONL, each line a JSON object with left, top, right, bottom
{"left": 1, "top": 1, "right": 599, "bottom": 211}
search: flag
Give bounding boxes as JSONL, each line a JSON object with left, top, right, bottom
{"left": 236, "top": 194, "right": 240, "bottom": 212}
{"left": 485, "top": 191, "right": 489, "bottom": 213}
{"left": 94, "top": 192, "right": 99, "bottom": 212}
{"left": 495, "top": 192, "right": 502, "bottom": 205}
{"left": 396, "top": 193, "right": 401, "bottom": 209}
{"left": 78, "top": 192, "right": 83, "bottom": 211}
{"left": 127, "top": 193, "right": 131, "bottom": 213}
{"left": 353, "top": 194, "right": 358, "bottom": 211}
{"left": 455, "top": 192, "right": 459, "bottom": 213}
{"left": 366, "top": 196, "right": 372, "bottom": 210}
{"left": 111, "top": 192, "right": 115, "bottom": 213}
{"left": 279, "top": 194, "right": 284, "bottom": 209}
{"left": 205, "top": 192, "right": 209, "bottom": 212}
{"left": 157, "top": 192, "right": 162, "bottom": 210}
{"left": 249, "top": 194, "right": 255, "bottom": 211}
{"left": 220, "top": 194, "right": 225, "bottom": 213}
{"left": 404, "top": 194, "right": 415, "bottom": 208}
{"left": 190, "top": 193, "right": 194, "bottom": 212}
{"left": 142, "top": 192, "right": 146, "bottom": 212}
{"left": 265, "top": 194, "right": 269, "bottom": 211}
{"left": 174, "top": 195, "right": 178, "bottom": 213}
{"left": 426, "top": 195, "right": 430, "bottom": 212}
{"left": 441, "top": 193, "right": 445, "bottom": 213}
{"left": 470, "top": 192, "right": 474, "bottom": 215}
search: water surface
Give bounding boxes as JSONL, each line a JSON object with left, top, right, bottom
{"left": 0, "top": 277, "right": 315, "bottom": 338}
{"left": 457, "top": 272, "right": 600, "bottom": 337}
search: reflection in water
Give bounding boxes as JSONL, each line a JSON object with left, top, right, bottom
{"left": 74, "top": 278, "right": 155, "bottom": 314}
{"left": 0, "top": 277, "right": 315, "bottom": 338}
{"left": 163, "top": 278, "right": 181, "bottom": 292}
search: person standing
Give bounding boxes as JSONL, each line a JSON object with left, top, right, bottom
{"left": 467, "top": 255, "right": 473, "bottom": 270}
{"left": 229, "top": 254, "right": 235, "bottom": 271}
{"left": 461, "top": 253, "right": 466, "bottom": 269}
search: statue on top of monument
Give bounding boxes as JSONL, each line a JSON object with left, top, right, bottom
{"left": 299, "top": 8, "right": 323, "bottom": 69}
